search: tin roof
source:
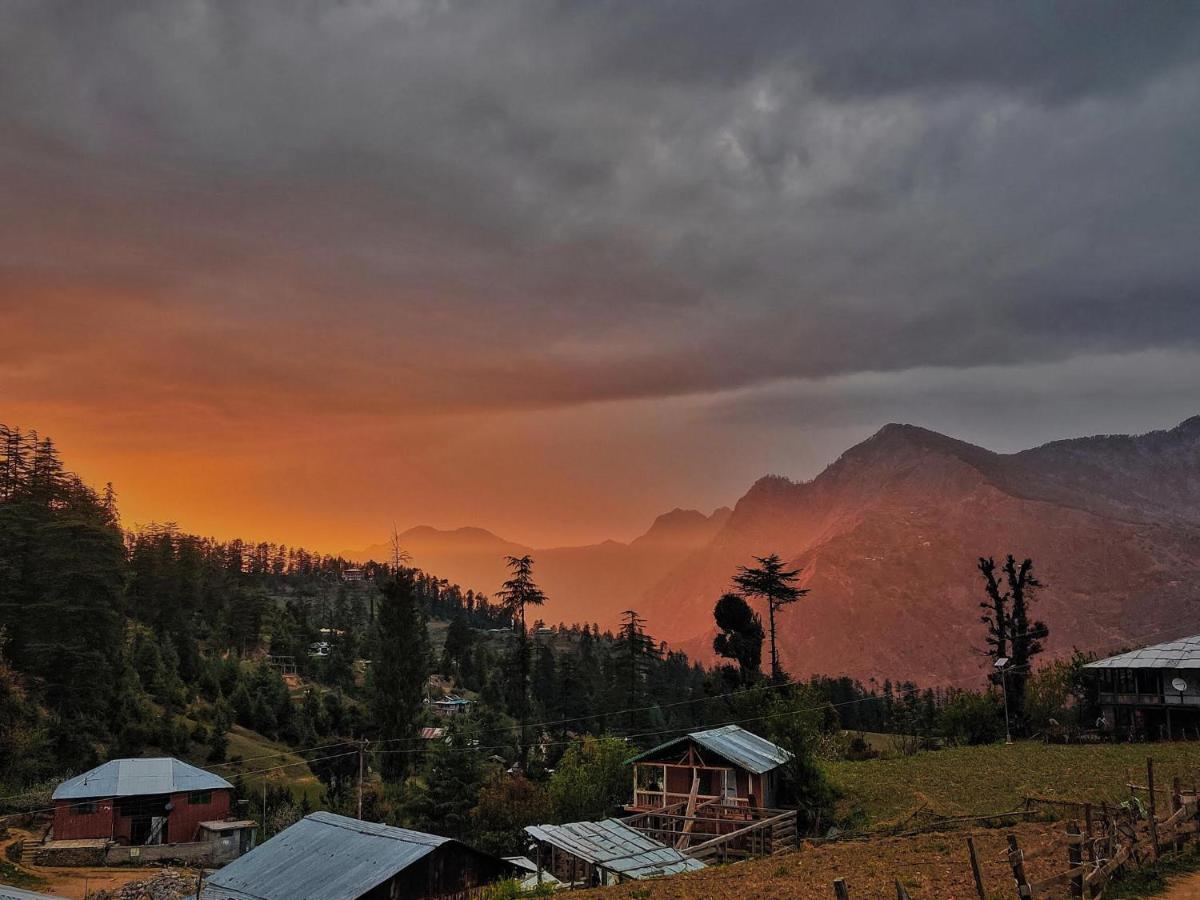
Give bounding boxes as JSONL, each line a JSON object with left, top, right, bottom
{"left": 1084, "top": 634, "right": 1200, "bottom": 670}
{"left": 524, "top": 819, "right": 705, "bottom": 879}
{"left": 0, "top": 887, "right": 68, "bottom": 900}
{"left": 52, "top": 758, "right": 231, "bottom": 801}
{"left": 625, "top": 724, "right": 793, "bottom": 774}
{"left": 201, "top": 811, "right": 479, "bottom": 900}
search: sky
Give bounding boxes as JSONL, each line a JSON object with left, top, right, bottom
{"left": 3, "top": 2, "right": 1200, "bottom": 551}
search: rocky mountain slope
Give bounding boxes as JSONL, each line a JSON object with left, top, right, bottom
{"left": 640, "top": 417, "right": 1200, "bottom": 686}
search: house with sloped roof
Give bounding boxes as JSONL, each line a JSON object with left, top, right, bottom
{"left": 50, "top": 757, "right": 247, "bottom": 851}
{"left": 200, "top": 811, "right": 514, "bottom": 900}
{"left": 625, "top": 724, "right": 793, "bottom": 810}
{"left": 1084, "top": 633, "right": 1200, "bottom": 739}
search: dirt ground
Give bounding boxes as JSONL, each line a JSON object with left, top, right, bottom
{"left": 574, "top": 822, "right": 1067, "bottom": 899}
{"left": 1167, "top": 872, "right": 1200, "bottom": 899}
{"left": 1, "top": 826, "right": 200, "bottom": 900}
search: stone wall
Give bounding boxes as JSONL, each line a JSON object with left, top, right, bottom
{"left": 105, "top": 836, "right": 240, "bottom": 867}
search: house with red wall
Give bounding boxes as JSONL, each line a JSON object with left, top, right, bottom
{"left": 51, "top": 757, "right": 243, "bottom": 847}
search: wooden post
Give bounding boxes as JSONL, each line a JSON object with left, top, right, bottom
{"left": 1068, "top": 821, "right": 1083, "bottom": 898}
{"left": 833, "top": 878, "right": 850, "bottom": 899}
{"left": 1147, "top": 757, "right": 1160, "bottom": 860}
{"left": 1007, "top": 834, "right": 1032, "bottom": 898}
{"left": 966, "top": 836, "right": 986, "bottom": 900}
{"left": 1084, "top": 803, "right": 1094, "bottom": 866}
{"left": 1173, "top": 776, "right": 1185, "bottom": 853}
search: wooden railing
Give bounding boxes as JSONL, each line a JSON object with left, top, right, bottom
{"left": 624, "top": 802, "right": 796, "bottom": 861}
{"left": 632, "top": 790, "right": 749, "bottom": 809}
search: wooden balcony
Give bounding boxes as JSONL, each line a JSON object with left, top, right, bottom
{"left": 1099, "top": 692, "right": 1200, "bottom": 707}
{"left": 631, "top": 790, "right": 749, "bottom": 810}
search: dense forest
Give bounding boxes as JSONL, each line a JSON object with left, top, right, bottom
{"left": 0, "top": 424, "right": 1096, "bottom": 848}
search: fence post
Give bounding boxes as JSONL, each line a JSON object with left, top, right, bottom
{"left": 1174, "top": 776, "right": 1185, "bottom": 853}
{"left": 1147, "top": 757, "right": 1160, "bottom": 860}
{"left": 1007, "top": 834, "right": 1032, "bottom": 898}
{"left": 1068, "top": 821, "right": 1083, "bottom": 898}
{"left": 1083, "top": 803, "right": 1094, "bottom": 867}
{"left": 833, "top": 878, "right": 850, "bottom": 899}
{"left": 966, "top": 836, "right": 987, "bottom": 900}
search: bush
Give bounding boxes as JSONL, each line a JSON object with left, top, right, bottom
{"left": 939, "top": 690, "right": 1004, "bottom": 746}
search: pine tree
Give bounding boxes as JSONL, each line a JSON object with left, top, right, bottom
{"left": 369, "top": 570, "right": 430, "bottom": 781}
{"left": 732, "top": 554, "right": 808, "bottom": 683}
{"left": 496, "top": 554, "right": 546, "bottom": 768}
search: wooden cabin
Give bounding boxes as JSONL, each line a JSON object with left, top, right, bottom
{"left": 625, "top": 724, "right": 792, "bottom": 811}
{"left": 1084, "top": 634, "right": 1200, "bottom": 739}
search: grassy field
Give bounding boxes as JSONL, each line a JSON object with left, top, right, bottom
{"left": 182, "top": 725, "right": 327, "bottom": 807}
{"left": 827, "top": 740, "right": 1200, "bottom": 827}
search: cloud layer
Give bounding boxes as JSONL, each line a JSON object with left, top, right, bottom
{"left": 3, "top": 1, "right": 1199, "bottom": 547}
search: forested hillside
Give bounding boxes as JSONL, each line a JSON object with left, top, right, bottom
{"left": 3, "top": 423, "right": 1102, "bottom": 855}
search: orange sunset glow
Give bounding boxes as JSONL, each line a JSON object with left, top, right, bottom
{"left": 4, "top": 2, "right": 1200, "bottom": 557}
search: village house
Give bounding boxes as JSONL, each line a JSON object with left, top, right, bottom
{"left": 45, "top": 758, "right": 255, "bottom": 866}
{"left": 200, "top": 811, "right": 514, "bottom": 900}
{"left": 625, "top": 724, "right": 792, "bottom": 810}
{"left": 1084, "top": 633, "right": 1200, "bottom": 739}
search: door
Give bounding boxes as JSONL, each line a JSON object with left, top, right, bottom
{"left": 722, "top": 769, "right": 737, "bottom": 803}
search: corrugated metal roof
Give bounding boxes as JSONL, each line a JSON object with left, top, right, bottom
{"left": 626, "top": 724, "right": 793, "bottom": 774}
{"left": 52, "top": 758, "right": 231, "bottom": 800}
{"left": 1084, "top": 634, "right": 1200, "bottom": 670}
{"left": 524, "top": 819, "right": 705, "bottom": 879}
{"left": 200, "top": 811, "right": 451, "bottom": 900}
{"left": 0, "top": 887, "right": 68, "bottom": 900}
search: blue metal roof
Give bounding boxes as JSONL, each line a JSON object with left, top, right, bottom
{"left": 626, "top": 724, "right": 792, "bottom": 774}
{"left": 1084, "top": 634, "right": 1200, "bottom": 670}
{"left": 524, "top": 819, "right": 705, "bottom": 879}
{"left": 200, "top": 812, "right": 454, "bottom": 900}
{"left": 0, "top": 887, "right": 68, "bottom": 900}
{"left": 52, "top": 758, "right": 231, "bottom": 800}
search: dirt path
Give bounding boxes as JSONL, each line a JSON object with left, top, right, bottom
{"left": 1, "top": 826, "right": 200, "bottom": 899}
{"left": 1167, "top": 871, "right": 1200, "bottom": 898}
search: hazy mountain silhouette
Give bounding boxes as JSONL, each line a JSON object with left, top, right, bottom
{"left": 343, "top": 507, "right": 731, "bottom": 626}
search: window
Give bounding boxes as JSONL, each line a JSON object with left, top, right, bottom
{"left": 188, "top": 791, "right": 213, "bottom": 806}
{"left": 71, "top": 801, "right": 97, "bottom": 815}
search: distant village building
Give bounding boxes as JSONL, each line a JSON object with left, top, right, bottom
{"left": 431, "top": 695, "right": 472, "bottom": 717}
{"left": 200, "top": 811, "right": 513, "bottom": 900}
{"left": 1084, "top": 634, "right": 1200, "bottom": 739}
{"left": 47, "top": 758, "right": 255, "bottom": 865}
{"left": 342, "top": 567, "right": 364, "bottom": 582}
{"left": 625, "top": 724, "right": 792, "bottom": 810}
{"left": 523, "top": 819, "right": 705, "bottom": 887}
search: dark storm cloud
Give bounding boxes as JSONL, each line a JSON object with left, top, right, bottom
{"left": 3, "top": 0, "right": 1200, "bottom": 416}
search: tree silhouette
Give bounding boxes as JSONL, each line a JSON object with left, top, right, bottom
{"left": 976, "top": 554, "right": 1048, "bottom": 737}
{"left": 496, "top": 554, "right": 546, "bottom": 768}
{"left": 732, "top": 554, "right": 807, "bottom": 683}
{"left": 713, "top": 592, "right": 764, "bottom": 685}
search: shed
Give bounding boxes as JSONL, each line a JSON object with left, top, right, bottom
{"left": 200, "top": 811, "right": 512, "bottom": 900}
{"left": 524, "top": 818, "right": 705, "bottom": 886}
{"left": 1084, "top": 633, "right": 1200, "bottom": 738}
{"left": 625, "top": 724, "right": 792, "bottom": 810}
{"left": 51, "top": 758, "right": 239, "bottom": 847}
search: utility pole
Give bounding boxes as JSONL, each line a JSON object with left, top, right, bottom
{"left": 357, "top": 738, "right": 368, "bottom": 819}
